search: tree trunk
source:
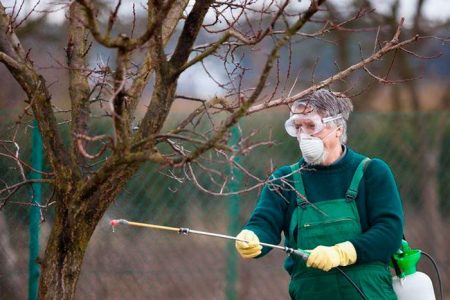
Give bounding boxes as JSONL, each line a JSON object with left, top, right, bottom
{"left": 38, "top": 164, "right": 139, "bottom": 299}
{"left": 416, "top": 114, "right": 447, "bottom": 286}
{"left": 38, "top": 202, "right": 91, "bottom": 300}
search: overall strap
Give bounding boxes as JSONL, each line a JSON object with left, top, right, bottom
{"left": 290, "top": 162, "right": 306, "bottom": 206}
{"left": 345, "top": 157, "right": 371, "bottom": 201}
{"left": 288, "top": 162, "right": 305, "bottom": 248}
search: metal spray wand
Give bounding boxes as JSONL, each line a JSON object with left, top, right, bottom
{"left": 110, "top": 219, "right": 310, "bottom": 261}
{"left": 110, "top": 219, "right": 369, "bottom": 299}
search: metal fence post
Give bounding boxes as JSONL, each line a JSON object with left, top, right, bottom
{"left": 225, "top": 126, "right": 242, "bottom": 300}
{"left": 28, "top": 119, "right": 42, "bottom": 300}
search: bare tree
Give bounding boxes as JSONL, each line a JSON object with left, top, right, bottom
{"left": 0, "top": 0, "right": 428, "bottom": 299}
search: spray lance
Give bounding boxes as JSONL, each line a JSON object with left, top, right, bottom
{"left": 110, "top": 219, "right": 309, "bottom": 259}
{"left": 110, "top": 219, "right": 368, "bottom": 300}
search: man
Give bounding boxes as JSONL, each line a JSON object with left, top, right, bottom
{"left": 235, "top": 89, "right": 403, "bottom": 299}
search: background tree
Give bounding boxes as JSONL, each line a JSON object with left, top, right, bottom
{"left": 0, "top": 0, "right": 441, "bottom": 299}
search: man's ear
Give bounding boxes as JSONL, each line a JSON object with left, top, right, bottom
{"left": 336, "top": 127, "right": 343, "bottom": 138}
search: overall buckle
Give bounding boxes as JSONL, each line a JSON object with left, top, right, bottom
{"left": 345, "top": 190, "right": 357, "bottom": 202}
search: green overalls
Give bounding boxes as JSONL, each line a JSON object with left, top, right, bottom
{"left": 286, "top": 158, "right": 396, "bottom": 300}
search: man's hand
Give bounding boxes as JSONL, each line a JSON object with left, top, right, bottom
{"left": 306, "top": 241, "right": 357, "bottom": 271}
{"left": 235, "top": 229, "right": 262, "bottom": 259}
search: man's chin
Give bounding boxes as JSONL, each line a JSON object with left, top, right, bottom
{"left": 304, "top": 153, "right": 326, "bottom": 166}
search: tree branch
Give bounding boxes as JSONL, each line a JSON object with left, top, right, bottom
{"left": 0, "top": 3, "right": 27, "bottom": 61}
{"left": 0, "top": 179, "right": 54, "bottom": 209}
{"left": 74, "top": 133, "right": 113, "bottom": 160}
{"left": 247, "top": 18, "right": 419, "bottom": 114}
{"left": 174, "top": 31, "right": 232, "bottom": 76}
{"left": 111, "top": 48, "right": 131, "bottom": 146}
{"left": 169, "top": 0, "right": 215, "bottom": 72}
{"left": 128, "top": 0, "right": 189, "bottom": 117}
{"left": 173, "top": 0, "right": 291, "bottom": 77}
{"left": 76, "top": 0, "right": 176, "bottom": 50}
{"left": 179, "top": 0, "right": 326, "bottom": 164}
{"left": 67, "top": 2, "right": 92, "bottom": 165}
{"left": 0, "top": 3, "right": 78, "bottom": 186}
{"left": 0, "top": 51, "right": 21, "bottom": 70}
{"left": 172, "top": 96, "right": 227, "bottom": 133}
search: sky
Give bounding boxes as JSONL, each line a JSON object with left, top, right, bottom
{"left": 2, "top": 0, "right": 450, "bottom": 25}
{"left": 291, "top": 0, "right": 450, "bottom": 23}
{"left": 2, "top": 0, "right": 449, "bottom": 99}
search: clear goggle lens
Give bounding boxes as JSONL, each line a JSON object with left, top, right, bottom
{"left": 285, "top": 113, "right": 342, "bottom": 137}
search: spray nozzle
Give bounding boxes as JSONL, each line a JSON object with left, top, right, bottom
{"left": 400, "top": 239, "right": 411, "bottom": 253}
{"left": 395, "top": 240, "right": 411, "bottom": 256}
{"left": 110, "top": 219, "right": 128, "bottom": 232}
{"left": 392, "top": 239, "right": 422, "bottom": 278}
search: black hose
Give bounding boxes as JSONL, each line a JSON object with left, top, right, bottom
{"left": 421, "top": 251, "right": 444, "bottom": 300}
{"left": 336, "top": 267, "right": 368, "bottom": 300}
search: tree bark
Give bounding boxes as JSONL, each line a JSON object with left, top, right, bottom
{"left": 38, "top": 202, "right": 89, "bottom": 299}
{"left": 38, "top": 163, "right": 139, "bottom": 299}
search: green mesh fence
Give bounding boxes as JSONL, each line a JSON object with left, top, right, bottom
{"left": 0, "top": 112, "right": 449, "bottom": 299}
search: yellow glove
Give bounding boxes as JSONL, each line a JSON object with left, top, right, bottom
{"left": 235, "top": 229, "right": 262, "bottom": 259}
{"left": 306, "top": 241, "right": 357, "bottom": 271}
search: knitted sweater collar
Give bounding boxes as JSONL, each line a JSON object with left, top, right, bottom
{"left": 301, "top": 145, "right": 352, "bottom": 171}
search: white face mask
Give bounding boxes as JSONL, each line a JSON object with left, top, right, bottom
{"left": 297, "top": 129, "right": 338, "bottom": 165}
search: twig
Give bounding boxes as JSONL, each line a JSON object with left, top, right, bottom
{"left": 247, "top": 18, "right": 419, "bottom": 114}
{"left": 74, "top": 133, "right": 113, "bottom": 160}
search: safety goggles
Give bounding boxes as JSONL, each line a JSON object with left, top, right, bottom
{"left": 284, "top": 113, "right": 342, "bottom": 137}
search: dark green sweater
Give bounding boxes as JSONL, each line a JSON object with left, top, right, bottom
{"left": 244, "top": 147, "right": 404, "bottom": 265}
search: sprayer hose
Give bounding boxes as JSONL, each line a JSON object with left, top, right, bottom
{"left": 422, "top": 251, "right": 444, "bottom": 300}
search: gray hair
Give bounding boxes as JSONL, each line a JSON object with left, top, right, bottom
{"left": 291, "top": 89, "right": 353, "bottom": 143}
